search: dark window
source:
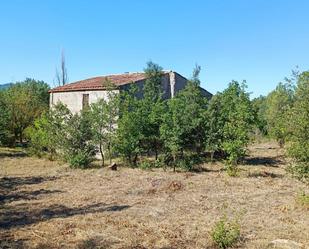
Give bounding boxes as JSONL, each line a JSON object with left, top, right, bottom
{"left": 82, "top": 94, "right": 89, "bottom": 109}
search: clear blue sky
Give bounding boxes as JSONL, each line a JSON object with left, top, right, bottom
{"left": 0, "top": 0, "right": 308, "bottom": 97}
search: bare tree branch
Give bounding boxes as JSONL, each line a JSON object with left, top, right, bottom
{"left": 55, "top": 50, "right": 68, "bottom": 86}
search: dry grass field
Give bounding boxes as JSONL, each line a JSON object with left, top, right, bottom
{"left": 0, "top": 141, "right": 308, "bottom": 249}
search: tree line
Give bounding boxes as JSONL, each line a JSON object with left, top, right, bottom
{"left": 253, "top": 69, "right": 309, "bottom": 181}
{"left": 0, "top": 63, "right": 308, "bottom": 180}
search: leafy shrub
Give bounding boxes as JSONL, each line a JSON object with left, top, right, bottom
{"left": 287, "top": 162, "right": 309, "bottom": 183}
{"left": 68, "top": 151, "right": 95, "bottom": 169}
{"left": 158, "top": 153, "right": 173, "bottom": 167}
{"left": 222, "top": 140, "right": 246, "bottom": 166}
{"left": 25, "top": 115, "right": 50, "bottom": 157}
{"left": 175, "top": 155, "right": 201, "bottom": 171}
{"left": 153, "top": 157, "right": 166, "bottom": 168}
{"left": 175, "top": 158, "right": 191, "bottom": 171}
{"left": 63, "top": 111, "right": 96, "bottom": 168}
{"left": 211, "top": 216, "right": 240, "bottom": 249}
{"left": 226, "top": 164, "right": 240, "bottom": 177}
{"left": 0, "top": 132, "right": 15, "bottom": 147}
{"left": 139, "top": 160, "right": 153, "bottom": 170}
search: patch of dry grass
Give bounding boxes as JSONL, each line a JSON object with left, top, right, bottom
{"left": 0, "top": 142, "right": 308, "bottom": 248}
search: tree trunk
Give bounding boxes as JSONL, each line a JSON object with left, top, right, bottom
{"left": 210, "top": 151, "right": 214, "bottom": 162}
{"left": 13, "top": 131, "right": 18, "bottom": 146}
{"left": 155, "top": 142, "right": 158, "bottom": 161}
{"left": 19, "top": 132, "right": 23, "bottom": 144}
{"left": 99, "top": 141, "right": 104, "bottom": 167}
{"left": 133, "top": 153, "right": 138, "bottom": 166}
{"left": 108, "top": 142, "right": 112, "bottom": 164}
{"left": 173, "top": 154, "right": 176, "bottom": 172}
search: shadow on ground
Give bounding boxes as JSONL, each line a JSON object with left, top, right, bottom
{"left": 0, "top": 176, "right": 130, "bottom": 230}
{"left": 0, "top": 176, "right": 59, "bottom": 190}
{"left": 0, "top": 202, "right": 131, "bottom": 230}
{"left": 244, "top": 156, "right": 283, "bottom": 167}
{"left": 0, "top": 150, "right": 28, "bottom": 158}
{"left": 247, "top": 170, "right": 284, "bottom": 178}
{"left": 0, "top": 189, "right": 64, "bottom": 204}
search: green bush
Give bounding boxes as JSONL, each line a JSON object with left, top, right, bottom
{"left": 226, "top": 164, "right": 240, "bottom": 177}
{"left": 211, "top": 217, "right": 240, "bottom": 249}
{"left": 25, "top": 115, "right": 50, "bottom": 157}
{"left": 139, "top": 160, "right": 153, "bottom": 170}
{"left": 174, "top": 154, "right": 204, "bottom": 171}
{"left": 63, "top": 111, "right": 96, "bottom": 168}
{"left": 68, "top": 151, "right": 95, "bottom": 169}
{"left": 287, "top": 162, "right": 309, "bottom": 183}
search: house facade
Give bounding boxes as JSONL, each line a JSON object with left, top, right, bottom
{"left": 49, "top": 71, "right": 212, "bottom": 113}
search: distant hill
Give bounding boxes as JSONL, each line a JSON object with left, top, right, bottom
{"left": 0, "top": 83, "right": 13, "bottom": 90}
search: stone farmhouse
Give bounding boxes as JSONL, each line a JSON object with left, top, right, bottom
{"left": 49, "top": 71, "right": 212, "bottom": 113}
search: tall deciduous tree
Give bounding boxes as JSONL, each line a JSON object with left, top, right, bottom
{"left": 205, "top": 93, "right": 225, "bottom": 161}
{"left": 89, "top": 80, "right": 119, "bottom": 166}
{"left": 55, "top": 50, "right": 68, "bottom": 86}
{"left": 26, "top": 102, "right": 72, "bottom": 159}
{"left": 3, "top": 79, "right": 49, "bottom": 144}
{"left": 115, "top": 85, "right": 143, "bottom": 165}
{"left": 160, "top": 65, "right": 207, "bottom": 171}
{"left": 219, "top": 81, "right": 255, "bottom": 166}
{"left": 141, "top": 61, "right": 164, "bottom": 159}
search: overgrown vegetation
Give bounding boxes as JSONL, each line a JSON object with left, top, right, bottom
{"left": 211, "top": 216, "right": 241, "bottom": 249}
{"left": 1, "top": 63, "right": 309, "bottom": 179}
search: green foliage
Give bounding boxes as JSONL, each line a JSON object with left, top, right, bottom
{"left": 0, "top": 78, "right": 49, "bottom": 145}
{"left": 26, "top": 103, "right": 72, "bottom": 160}
{"left": 211, "top": 216, "right": 241, "bottom": 249}
{"left": 25, "top": 114, "right": 50, "bottom": 157}
{"left": 139, "top": 160, "right": 153, "bottom": 170}
{"left": 27, "top": 102, "right": 95, "bottom": 168}
{"left": 115, "top": 85, "right": 144, "bottom": 165}
{"left": 219, "top": 81, "right": 255, "bottom": 166}
{"left": 89, "top": 81, "right": 119, "bottom": 166}
{"left": 139, "top": 61, "right": 165, "bottom": 159}
{"left": 251, "top": 95, "right": 268, "bottom": 135}
{"left": 115, "top": 61, "right": 166, "bottom": 165}
{"left": 287, "top": 163, "right": 309, "bottom": 182}
{"left": 174, "top": 154, "right": 204, "bottom": 171}
{"left": 143, "top": 61, "right": 163, "bottom": 101}
{"left": 286, "top": 71, "right": 309, "bottom": 181}
{"left": 0, "top": 91, "right": 14, "bottom": 146}
{"left": 205, "top": 94, "right": 224, "bottom": 160}
{"left": 160, "top": 66, "right": 208, "bottom": 171}
{"left": 265, "top": 81, "right": 294, "bottom": 147}
{"left": 63, "top": 111, "right": 96, "bottom": 168}
{"left": 68, "top": 151, "right": 94, "bottom": 169}
{"left": 205, "top": 81, "right": 254, "bottom": 166}
{"left": 226, "top": 164, "right": 240, "bottom": 177}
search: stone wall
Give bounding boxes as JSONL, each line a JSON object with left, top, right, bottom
{"left": 50, "top": 89, "right": 119, "bottom": 113}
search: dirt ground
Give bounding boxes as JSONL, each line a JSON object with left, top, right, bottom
{"left": 0, "top": 141, "right": 308, "bottom": 249}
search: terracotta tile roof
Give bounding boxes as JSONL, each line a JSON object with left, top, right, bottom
{"left": 49, "top": 72, "right": 160, "bottom": 93}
